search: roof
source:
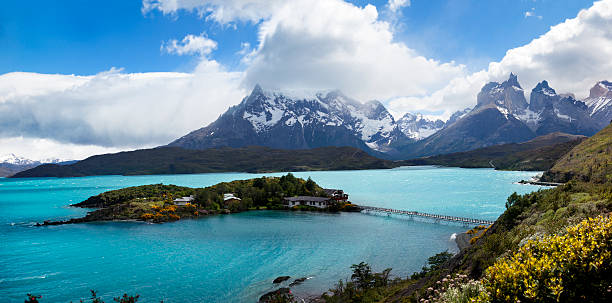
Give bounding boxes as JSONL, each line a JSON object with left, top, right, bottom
{"left": 223, "top": 193, "right": 241, "bottom": 201}
{"left": 173, "top": 196, "right": 194, "bottom": 202}
{"left": 323, "top": 188, "right": 341, "bottom": 195}
{"left": 284, "top": 196, "right": 331, "bottom": 202}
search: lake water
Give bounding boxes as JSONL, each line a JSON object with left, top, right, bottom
{"left": 0, "top": 167, "right": 545, "bottom": 302}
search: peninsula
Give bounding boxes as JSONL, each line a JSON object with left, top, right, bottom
{"left": 38, "top": 174, "right": 358, "bottom": 226}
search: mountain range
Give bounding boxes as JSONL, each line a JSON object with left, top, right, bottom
{"left": 169, "top": 74, "right": 611, "bottom": 159}
{"left": 0, "top": 154, "right": 73, "bottom": 177}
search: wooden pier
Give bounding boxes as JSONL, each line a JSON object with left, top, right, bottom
{"left": 359, "top": 205, "right": 495, "bottom": 226}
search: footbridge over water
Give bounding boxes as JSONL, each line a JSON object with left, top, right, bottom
{"left": 359, "top": 205, "right": 495, "bottom": 226}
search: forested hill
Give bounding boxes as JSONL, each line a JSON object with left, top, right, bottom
{"left": 11, "top": 146, "right": 398, "bottom": 178}
{"left": 400, "top": 132, "right": 585, "bottom": 171}
{"left": 542, "top": 123, "right": 612, "bottom": 183}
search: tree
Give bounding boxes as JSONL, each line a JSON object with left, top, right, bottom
{"left": 305, "top": 177, "right": 316, "bottom": 191}
{"left": 351, "top": 262, "right": 374, "bottom": 290}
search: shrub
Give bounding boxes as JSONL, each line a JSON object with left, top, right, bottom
{"left": 420, "top": 274, "right": 484, "bottom": 303}
{"left": 411, "top": 251, "right": 454, "bottom": 279}
{"left": 482, "top": 215, "right": 612, "bottom": 303}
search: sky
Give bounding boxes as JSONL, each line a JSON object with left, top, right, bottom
{"left": 0, "top": 0, "right": 611, "bottom": 160}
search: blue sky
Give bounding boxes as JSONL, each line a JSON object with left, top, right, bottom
{"left": 0, "top": 0, "right": 596, "bottom": 75}
{"left": 1, "top": 0, "right": 611, "bottom": 160}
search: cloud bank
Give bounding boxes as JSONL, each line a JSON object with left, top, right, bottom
{"left": 1, "top": 0, "right": 611, "bottom": 159}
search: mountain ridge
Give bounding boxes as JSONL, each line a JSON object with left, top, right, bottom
{"left": 168, "top": 75, "right": 608, "bottom": 159}
{"left": 10, "top": 146, "right": 398, "bottom": 178}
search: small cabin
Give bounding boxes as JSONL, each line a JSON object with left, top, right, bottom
{"left": 284, "top": 196, "right": 333, "bottom": 208}
{"left": 223, "top": 193, "right": 241, "bottom": 207}
{"left": 173, "top": 195, "right": 195, "bottom": 206}
{"left": 323, "top": 188, "right": 349, "bottom": 202}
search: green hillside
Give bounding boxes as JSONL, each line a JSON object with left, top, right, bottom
{"left": 321, "top": 128, "right": 612, "bottom": 302}
{"left": 542, "top": 123, "right": 612, "bottom": 183}
{"left": 401, "top": 132, "right": 585, "bottom": 171}
{"left": 11, "top": 146, "right": 398, "bottom": 178}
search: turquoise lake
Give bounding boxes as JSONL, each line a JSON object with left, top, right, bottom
{"left": 0, "top": 166, "right": 546, "bottom": 302}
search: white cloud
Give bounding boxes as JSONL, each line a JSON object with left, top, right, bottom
{"left": 0, "top": 61, "right": 245, "bottom": 158}
{"left": 388, "top": 0, "right": 410, "bottom": 12}
{"left": 524, "top": 8, "right": 542, "bottom": 19}
{"left": 142, "top": 0, "right": 285, "bottom": 23}
{"left": 147, "top": 0, "right": 467, "bottom": 102}
{"left": 242, "top": 0, "right": 466, "bottom": 102}
{"left": 390, "top": 0, "right": 612, "bottom": 119}
{"left": 162, "top": 32, "right": 217, "bottom": 56}
{"left": 0, "top": 137, "right": 126, "bottom": 161}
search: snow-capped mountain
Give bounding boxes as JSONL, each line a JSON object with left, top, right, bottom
{"left": 0, "top": 153, "right": 38, "bottom": 166}
{"left": 583, "top": 80, "right": 612, "bottom": 128}
{"left": 169, "top": 75, "right": 607, "bottom": 160}
{"left": 525, "top": 81, "right": 599, "bottom": 136}
{"left": 476, "top": 73, "right": 528, "bottom": 115}
{"left": 396, "top": 113, "right": 445, "bottom": 140}
{"left": 169, "top": 85, "right": 409, "bottom": 155}
{"left": 402, "top": 74, "right": 603, "bottom": 158}
{"left": 0, "top": 154, "right": 69, "bottom": 177}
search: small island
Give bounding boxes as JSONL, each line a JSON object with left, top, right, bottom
{"left": 38, "top": 173, "right": 359, "bottom": 226}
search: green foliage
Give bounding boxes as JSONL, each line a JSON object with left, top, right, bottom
{"left": 458, "top": 181, "right": 612, "bottom": 278}
{"left": 324, "top": 262, "right": 394, "bottom": 302}
{"left": 259, "top": 288, "right": 296, "bottom": 303}
{"left": 401, "top": 134, "right": 584, "bottom": 171}
{"left": 543, "top": 123, "right": 612, "bottom": 183}
{"left": 481, "top": 215, "right": 612, "bottom": 303}
{"left": 74, "top": 184, "right": 193, "bottom": 208}
{"left": 193, "top": 173, "right": 326, "bottom": 211}
{"left": 67, "top": 174, "right": 332, "bottom": 224}
{"left": 411, "top": 251, "right": 454, "bottom": 279}
{"left": 419, "top": 274, "right": 485, "bottom": 303}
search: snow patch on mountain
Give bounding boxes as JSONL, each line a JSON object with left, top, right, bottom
{"left": 0, "top": 154, "right": 65, "bottom": 166}
{"left": 397, "top": 113, "right": 445, "bottom": 140}
{"left": 584, "top": 80, "right": 612, "bottom": 118}
{"left": 0, "top": 154, "right": 37, "bottom": 165}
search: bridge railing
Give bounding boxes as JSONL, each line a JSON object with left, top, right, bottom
{"left": 359, "top": 205, "right": 495, "bottom": 225}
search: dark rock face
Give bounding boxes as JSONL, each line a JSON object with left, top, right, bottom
{"left": 476, "top": 72, "right": 527, "bottom": 114}
{"left": 169, "top": 86, "right": 409, "bottom": 156}
{"left": 584, "top": 80, "right": 612, "bottom": 128}
{"left": 273, "top": 276, "right": 291, "bottom": 284}
{"left": 404, "top": 107, "right": 535, "bottom": 158}
{"left": 528, "top": 81, "right": 599, "bottom": 136}
{"left": 445, "top": 107, "right": 472, "bottom": 128}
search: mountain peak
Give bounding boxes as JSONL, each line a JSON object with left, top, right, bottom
{"left": 505, "top": 72, "right": 521, "bottom": 88}
{"left": 589, "top": 80, "right": 612, "bottom": 98}
{"left": 252, "top": 84, "right": 263, "bottom": 94}
{"left": 476, "top": 73, "right": 527, "bottom": 113}
{"left": 533, "top": 80, "right": 556, "bottom": 96}
{"left": 0, "top": 154, "right": 38, "bottom": 165}
{"left": 397, "top": 112, "right": 445, "bottom": 140}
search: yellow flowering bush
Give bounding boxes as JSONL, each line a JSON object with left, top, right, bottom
{"left": 481, "top": 215, "right": 612, "bottom": 302}
{"left": 140, "top": 213, "right": 154, "bottom": 220}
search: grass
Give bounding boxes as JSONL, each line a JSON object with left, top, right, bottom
{"left": 543, "top": 123, "right": 612, "bottom": 183}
